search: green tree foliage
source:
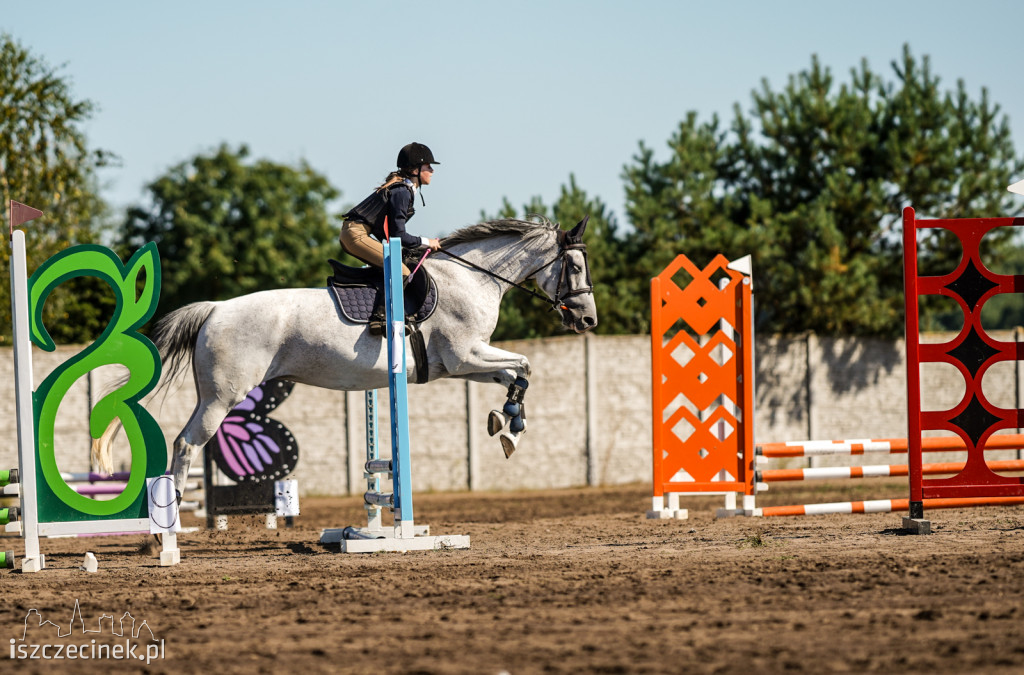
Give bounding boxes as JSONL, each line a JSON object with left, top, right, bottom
{"left": 483, "top": 175, "right": 622, "bottom": 340}
{"left": 622, "top": 46, "right": 1023, "bottom": 337}
{"left": 119, "top": 144, "right": 341, "bottom": 316}
{"left": 977, "top": 243, "right": 1024, "bottom": 332}
{"left": 0, "top": 33, "right": 115, "bottom": 344}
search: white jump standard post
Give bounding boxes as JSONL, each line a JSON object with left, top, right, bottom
{"left": 11, "top": 227, "right": 44, "bottom": 572}
{"left": 320, "top": 232, "right": 470, "bottom": 553}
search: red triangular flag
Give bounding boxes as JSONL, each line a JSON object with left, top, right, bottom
{"left": 10, "top": 200, "right": 44, "bottom": 234}
{"left": 382, "top": 215, "right": 390, "bottom": 241}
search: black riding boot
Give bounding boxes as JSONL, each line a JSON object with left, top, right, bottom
{"left": 368, "top": 295, "right": 386, "bottom": 336}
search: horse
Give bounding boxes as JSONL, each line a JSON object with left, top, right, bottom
{"left": 94, "top": 215, "right": 598, "bottom": 497}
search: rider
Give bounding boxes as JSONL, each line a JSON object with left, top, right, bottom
{"left": 340, "top": 142, "right": 442, "bottom": 276}
{"left": 339, "top": 142, "right": 442, "bottom": 333}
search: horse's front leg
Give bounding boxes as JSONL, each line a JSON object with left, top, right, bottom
{"left": 442, "top": 342, "right": 531, "bottom": 458}
{"left": 487, "top": 377, "right": 529, "bottom": 457}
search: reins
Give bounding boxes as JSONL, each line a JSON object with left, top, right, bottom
{"left": 434, "top": 247, "right": 565, "bottom": 309}
{"left": 410, "top": 219, "right": 594, "bottom": 312}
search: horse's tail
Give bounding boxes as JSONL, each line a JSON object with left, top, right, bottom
{"left": 91, "top": 302, "right": 217, "bottom": 473}
{"left": 151, "top": 301, "right": 218, "bottom": 387}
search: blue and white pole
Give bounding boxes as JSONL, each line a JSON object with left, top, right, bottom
{"left": 382, "top": 236, "right": 415, "bottom": 538}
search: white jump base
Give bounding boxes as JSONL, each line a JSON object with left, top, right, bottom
{"left": 321, "top": 525, "right": 470, "bottom": 553}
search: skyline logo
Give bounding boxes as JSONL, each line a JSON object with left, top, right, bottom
{"left": 9, "top": 599, "right": 165, "bottom": 664}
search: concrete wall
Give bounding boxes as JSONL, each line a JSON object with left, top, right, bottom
{"left": 2, "top": 330, "right": 1021, "bottom": 495}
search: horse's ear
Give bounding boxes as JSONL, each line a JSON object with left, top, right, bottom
{"left": 567, "top": 215, "right": 590, "bottom": 241}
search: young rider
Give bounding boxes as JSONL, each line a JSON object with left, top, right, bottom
{"left": 340, "top": 142, "right": 442, "bottom": 276}
{"left": 339, "top": 142, "right": 442, "bottom": 333}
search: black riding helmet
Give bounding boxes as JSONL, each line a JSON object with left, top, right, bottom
{"left": 397, "top": 142, "right": 439, "bottom": 171}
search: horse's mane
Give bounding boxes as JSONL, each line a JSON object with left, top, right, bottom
{"left": 441, "top": 216, "right": 558, "bottom": 248}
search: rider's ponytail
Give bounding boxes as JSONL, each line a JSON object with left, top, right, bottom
{"left": 378, "top": 166, "right": 418, "bottom": 191}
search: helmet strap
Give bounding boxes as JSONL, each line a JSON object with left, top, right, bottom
{"left": 413, "top": 168, "right": 426, "bottom": 206}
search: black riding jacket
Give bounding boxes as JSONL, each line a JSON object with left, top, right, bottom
{"left": 343, "top": 179, "right": 425, "bottom": 249}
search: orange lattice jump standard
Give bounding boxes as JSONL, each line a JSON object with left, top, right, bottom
{"left": 647, "top": 254, "right": 754, "bottom": 520}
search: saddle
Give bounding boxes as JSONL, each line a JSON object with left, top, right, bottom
{"left": 326, "top": 259, "right": 438, "bottom": 384}
{"left": 326, "top": 259, "right": 438, "bottom": 325}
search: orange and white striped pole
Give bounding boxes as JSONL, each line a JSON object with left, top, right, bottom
{"left": 758, "top": 459, "right": 1024, "bottom": 483}
{"left": 756, "top": 434, "right": 1024, "bottom": 459}
{"left": 755, "top": 496, "right": 1024, "bottom": 518}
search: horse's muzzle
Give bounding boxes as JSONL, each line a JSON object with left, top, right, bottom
{"left": 561, "top": 306, "right": 598, "bottom": 334}
{"left": 574, "top": 314, "right": 598, "bottom": 333}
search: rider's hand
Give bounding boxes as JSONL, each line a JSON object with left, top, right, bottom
{"left": 428, "top": 238, "right": 442, "bottom": 252}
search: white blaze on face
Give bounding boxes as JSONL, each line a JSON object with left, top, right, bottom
{"left": 1009, "top": 179, "right": 1024, "bottom": 196}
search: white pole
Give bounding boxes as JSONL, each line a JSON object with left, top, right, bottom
{"left": 10, "top": 229, "right": 43, "bottom": 572}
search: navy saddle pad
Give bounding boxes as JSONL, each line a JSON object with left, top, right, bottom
{"left": 326, "top": 259, "right": 438, "bottom": 324}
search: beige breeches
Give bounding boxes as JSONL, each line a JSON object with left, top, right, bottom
{"left": 340, "top": 220, "right": 411, "bottom": 276}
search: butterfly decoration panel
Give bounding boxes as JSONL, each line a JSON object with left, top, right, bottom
{"left": 205, "top": 380, "right": 300, "bottom": 484}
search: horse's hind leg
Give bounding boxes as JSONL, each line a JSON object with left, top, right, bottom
{"left": 170, "top": 396, "right": 235, "bottom": 496}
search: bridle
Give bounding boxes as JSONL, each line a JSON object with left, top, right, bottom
{"left": 433, "top": 230, "right": 593, "bottom": 312}
{"left": 539, "top": 230, "right": 594, "bottom": 307}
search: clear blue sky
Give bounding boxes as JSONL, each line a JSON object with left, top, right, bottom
{"left": 4, "top": 1, "right": 1024, "bottom": 237}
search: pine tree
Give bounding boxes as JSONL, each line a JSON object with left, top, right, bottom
{"left": 622, "top": 46, "right": 1023, "bottom": 337}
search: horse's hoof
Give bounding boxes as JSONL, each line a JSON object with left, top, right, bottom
{"left": 500, "top": 433, "right": 518, "bottom": 458}
{"left": 488, "top": 410, "right": 506, "bottom": 436}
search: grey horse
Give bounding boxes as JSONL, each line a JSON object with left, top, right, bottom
{"left": 94, "top": 216, "right": 598, "bottom": 496}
